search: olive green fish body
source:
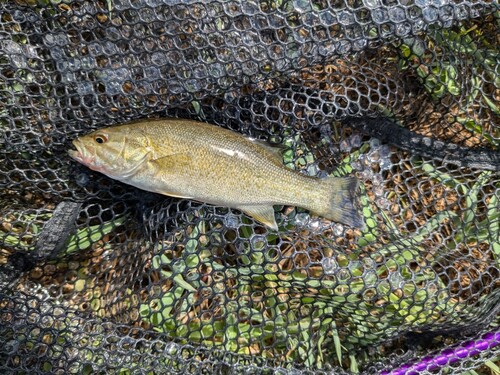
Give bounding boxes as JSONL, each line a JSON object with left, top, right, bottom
{"left": 69, "top": 119, "right": 362, "bottom": 230}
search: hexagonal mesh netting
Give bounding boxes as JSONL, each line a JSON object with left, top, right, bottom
{"left": 0, "top": 1, "right": 499, "bottom": 374}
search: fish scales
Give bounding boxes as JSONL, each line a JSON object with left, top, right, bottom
{"left": 69, "top": 119, "right": 363, "bottom": 230}
{"left": 141, "top": 120, "right": 319, "bottom": 206}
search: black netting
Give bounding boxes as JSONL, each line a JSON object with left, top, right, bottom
{"left": 1, "top": 1, "right": 499, "bottom": 374}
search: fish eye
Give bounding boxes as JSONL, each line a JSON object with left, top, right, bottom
{"left": 94, "top": 134, "right": 108, "bottom": 144}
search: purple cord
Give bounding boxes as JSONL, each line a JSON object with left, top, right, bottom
{"left": 380, "top": 331, "right": 500, "bottom": 375}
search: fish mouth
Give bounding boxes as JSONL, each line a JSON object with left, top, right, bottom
{"left": 68, "top": 139, "right": 95, "bottom": 167}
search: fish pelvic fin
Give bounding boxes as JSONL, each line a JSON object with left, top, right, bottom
{"left": 237, "top": 205, "right": 278, "bottom": 231}
{"left": 312, "top": 176, "right": 365, "bottom": 229}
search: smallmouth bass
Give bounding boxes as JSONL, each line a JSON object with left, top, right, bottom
{"left": 69, "top": 119, "right": 363, "bottom": 230}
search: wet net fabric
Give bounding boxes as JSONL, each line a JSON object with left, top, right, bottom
{"left": 0, "top": 1, "right": 499, "bottom": 374}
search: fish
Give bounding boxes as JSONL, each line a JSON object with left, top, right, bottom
{"left": 68, "top": 119, "right": 363, "bottom": 230}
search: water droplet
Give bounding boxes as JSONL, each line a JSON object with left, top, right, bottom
{"left": 294, "top": 213, "right": 310, "bottom": 226}
{"left": 250, "top": 235, "right": 266, "bottom": 251}
{"left": 75, "top": 173, "right": 89, "bottom": 187}
{"left": 363, "top": 257, "right": 377, "bottom": 269}
{"left": 372, "top": 8, "right": 388, "bottom": 23}
{"left": 335, "top": 11, "right": 351, "bottom": 26}
{"left": 350, "top": 134, "right": 361, "bottom": 148}
{"left": 379, "top": 145, "right": 391, "bottom": 157}
{"left": 338, "top": 268, "right": 351, "bottom": 282}
{"left": 224, "top": 214, "right": 239, "bottom": 228}
{"left": 389, "top": 271, "right": 404, "bottom": 288}
{"left": 319, "top": 10, "right": 336, "bottom": 26}
{"left": 389, "top": 6, "right": 406, "bottom": 22}
{"left": 143, "top": 66, "right": 160, "bottom": 79}
{"left": 293, "top": 0, "right": 312, "bottom": 11}
{"left": 370, "top": 138, "right": 381, "bottom": 148}
{"left": 164, "top": 342, "right": 179, "bottom": 356}
{"left": 364, "top": 269, "right": 378, "bottom": 284}
{"left": 5, "top": 340, "right": 19, "bottom": 355}
{"left": 105, "top": 81, "right": 122, "bottom": 95}
{"left": 348, "top": 261, "right": 362, "bottom": 273}
{"left": 372, "top": 174, "right": 384, "bottom": 186}
{"left": 340, "top": 139, "right": 350, "bottom": 152}
{"left": 322, "top": 257, "right": 338, "bottom": 275}
{"left": 306, "top": 164, "right": 320, "bottom": 176}
{"left": 422, "top": 7, "right": 438, "bottom": 22}
{"left": 395, "top": 22, "right": 412, "bottom": 37}
{"left": 308, "top": 218, "right": 322, "bottom": 231}
{"left": 333, "top": 224, "right": 344, "bottom": 236}
{"left": 77, "top": 81, "right": 94, "bottom": 95}
{"left": 364, "top": 0, "right": 380, "bottom": 8}
{"left": 357, "top": 155, "right": 370, "bottom": 171}
{"left": 351, "top": 160, "right": 362, "bottom": 171}
{"left": 368, "top": 150, "right": 380, "bottom": 162}
{"left": 380, "top": 158, "right": 393, "bottom": 171}
{"left": 374, "top": 185, "right": 385, "bottom": 197}
{"left": 361, "top": 169, "right": 374, "bottom": 180}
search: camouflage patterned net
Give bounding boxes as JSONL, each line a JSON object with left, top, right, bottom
{"left": 0, "top": 0, "right": 499, "bottom": 374}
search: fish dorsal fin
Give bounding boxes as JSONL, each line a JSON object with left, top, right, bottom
{"left": 248, "top": 138, "right": 284, "bottom": 164}
{"left": 237, "top": 205, "right": 278, "bottom": 231}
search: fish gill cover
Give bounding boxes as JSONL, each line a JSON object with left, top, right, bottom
{"left": 0, "top": 0, "right": 499, "bottom": 374}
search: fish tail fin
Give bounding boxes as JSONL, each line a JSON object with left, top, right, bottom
{"left": 313, "top": 176, "right": 364, "bottom": 228}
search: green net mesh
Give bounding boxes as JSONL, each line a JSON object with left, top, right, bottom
{"left": 0, "top": 1, "right": 499, "bottom": 374}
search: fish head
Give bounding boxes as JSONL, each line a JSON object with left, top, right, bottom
{"left": 68, "top": 126, "right": 151, "bottom": 180}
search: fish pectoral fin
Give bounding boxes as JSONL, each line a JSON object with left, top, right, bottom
{"left": 150, "top": 152, "right": 193, "bottom": 168}
{"left": 237, "top": 205, "right": 278, "bottom": 231}
{"left": 148, "top": 153, "right": 195, "bottom": 199}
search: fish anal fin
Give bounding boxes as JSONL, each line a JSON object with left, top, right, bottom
{"left": 237, "top": 205, "right": 278, "bottom": 231}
